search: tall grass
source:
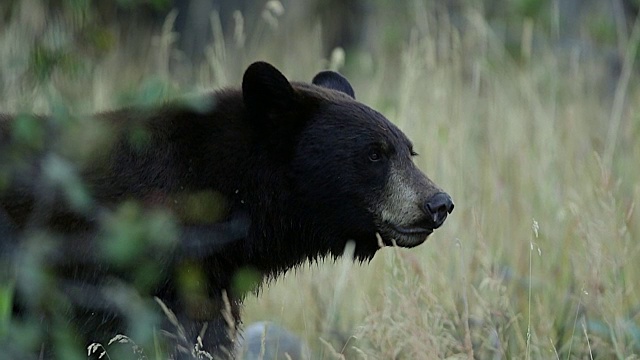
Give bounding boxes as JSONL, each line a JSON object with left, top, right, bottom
{"left": 1, "top": 1, "right": 639, "bottom": 359}
{"left": 245, "top": 5, "right": 640, "bottom": 359}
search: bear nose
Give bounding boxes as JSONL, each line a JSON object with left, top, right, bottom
{"left": 423, "top": 192, "right": 454, "bottom": 229}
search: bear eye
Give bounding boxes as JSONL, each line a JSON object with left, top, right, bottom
{"left": 368, "top": 148, "right": 382, "bottom": 162}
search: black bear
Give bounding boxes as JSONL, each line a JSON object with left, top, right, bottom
{"left": 0, "top": 62, "right": 453, "bottom": 358}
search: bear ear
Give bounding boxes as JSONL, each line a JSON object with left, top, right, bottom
{"left": 242, "top": 62, "right": 295, "bottom": 118}
{"left": 312, "top": 71, "right": 356, "bottom": 99}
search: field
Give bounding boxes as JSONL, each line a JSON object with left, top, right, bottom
{"left": 1, "top": 1, "right": 639, "bottom": 359}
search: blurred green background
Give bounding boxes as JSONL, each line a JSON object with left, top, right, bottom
{"left": 1, "top": 0, "right": 640, "bottom": 359}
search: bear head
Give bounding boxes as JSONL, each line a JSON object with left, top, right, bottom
{"left": 241, "top": 62, "right": 454, "bottom": 261}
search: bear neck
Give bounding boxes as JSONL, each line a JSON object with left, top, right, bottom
{"left": 123, "top": 88, "right": 382, "bottom": 291}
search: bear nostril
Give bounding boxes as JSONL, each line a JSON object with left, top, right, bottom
{"left": 423, "top": 192, "right": 454, "bottom": 229}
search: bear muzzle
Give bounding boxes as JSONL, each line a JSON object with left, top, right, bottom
{"left": 379, "top": 191, "right": 454, "bottom": 248}
{"left": 422, "top": 192, "right": 454, "bottom": 230}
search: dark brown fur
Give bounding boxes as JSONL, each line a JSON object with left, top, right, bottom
{"left": 0, "top": 62, "right": 452, "bottom": 358}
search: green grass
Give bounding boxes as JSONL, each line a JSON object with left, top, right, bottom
{"left": 2, "top": 1, "right": 640, "bottom": 359}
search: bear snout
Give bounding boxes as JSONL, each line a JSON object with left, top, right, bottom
{"left": 422, "top": 192, "right": 454, "bottom": 229}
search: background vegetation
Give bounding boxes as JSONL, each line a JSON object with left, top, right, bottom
{"left": 1, "top": 0, "right": 639, "bottom": 358}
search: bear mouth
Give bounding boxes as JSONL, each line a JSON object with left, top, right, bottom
{"left": 379, "top": 223, "right": 434, "bottom": 248}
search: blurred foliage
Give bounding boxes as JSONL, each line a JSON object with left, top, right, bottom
{"left": 11, "top": 114, "right": 46, "bottom": 151}
{"left": 100, "top": 201, "right": 177, "bottom": 270}
{"left": 30, "top": 45, "right": 80, "bottom": 81}
{"left": 232, "top": 267, "right": 261, "bottom": 297}
{"left": 115, "top": 0, "right": 172, "bottom": 11}
{"left": 173, "top": 190, "right": 229, "bottom": 224}
{"left": 0, "top": 282, "right": 13, "bottom": 334}
{"left": 514, "top": 0, "right": 548, "bottom": 18}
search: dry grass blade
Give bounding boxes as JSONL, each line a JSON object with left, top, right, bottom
{"left": 604, "top": 11, "right": 640, "bottom": 170}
